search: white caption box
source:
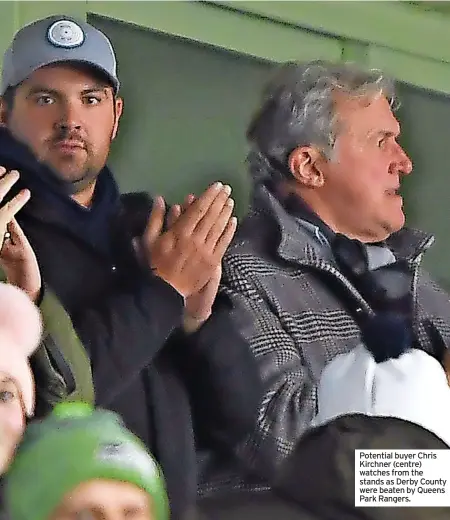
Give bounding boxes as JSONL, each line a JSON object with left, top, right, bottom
{"left": 355, "top": 450, "right": 450, "bottom": 507}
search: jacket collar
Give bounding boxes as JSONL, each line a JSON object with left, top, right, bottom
{"left": 251, "top": 183, "right": 434, "bottom": 269}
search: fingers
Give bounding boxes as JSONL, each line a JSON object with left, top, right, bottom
{"left": 6, "top": 218, "right": 25, "bottom": 243}
{"left": 1, "top": 218, "right": 27, "bottom": 252}
{"left": 166, "top": 194, "right": 195, "bottom": 229}
{"left": 0, "top": 169, "right": 20, "bottom": 202}
{"left": 166, "top": 190, "right": 197, "bottom": 230}
{"left": 171, "top": 182, "right": 224, "bottom": 235}
{"left": 143, "top": 196, "right": 166, "bottom": 248}
{"left": 0, "top": 168, "right": 30, "bottom": 228}
{"left": 0, "top": 189, "right": 30, "bottom": 227}
{"left": 204, "top": 196, "right": 234, "bottom": 249}
{"left": 191, "top": 185, "right": 233, "bottom": 242}
{"left": 182, "top": 194, "right": 195, "bottom": 211}
{"left": 212, "top": 216, "right": 238, "bottom": 260}
{"left": 144, "top": 184, "right": 237, "bottom": 300}
{"left": 167, "top": 204, "right": 181, "bottom": 228}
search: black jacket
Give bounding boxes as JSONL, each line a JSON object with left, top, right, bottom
{"left": 0, "top": 129, "right": 261, "bottom": 520}
{"left": 274, "top": 414, "right": 450, "bottom": 520}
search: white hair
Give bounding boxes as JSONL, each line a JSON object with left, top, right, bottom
{"left": 247, "top": 60, "right": 398, "bottom": 183}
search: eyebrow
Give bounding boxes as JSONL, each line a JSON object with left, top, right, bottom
{"left": 25, "top": 85, "right": 110, "bottom": 98}
{"left": 368, "top": 129, "right": 399, "bottom": 139}
{"left": 62, "top": 505, "right": 146, "bottom": 517}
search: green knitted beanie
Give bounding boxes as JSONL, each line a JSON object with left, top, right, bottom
{"left": 5, "top": 402, "right": 169, "bottom": 520}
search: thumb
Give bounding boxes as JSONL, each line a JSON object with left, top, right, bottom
{"left": 0, "top": 218, "right": 28, "bottom": 259}
{"left": 143, "top": 196, "right": 166, "bottom": 248}
{"left": 8, "top": 218, "right": 28, "bottom": 245}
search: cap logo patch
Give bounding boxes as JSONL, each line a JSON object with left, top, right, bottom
{"left": 47, "top": 20, "right": 85, "bottom": 48}
{"left": 97, "top": 442, "right": 158, "bottom": 478}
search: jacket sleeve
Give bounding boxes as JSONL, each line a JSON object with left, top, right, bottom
{"left": 0, "top": 270, "right": 95, "bottom": 416}
{"left": 0, "top": 266, "right": 184, "bottom": 410}
{"left": 32, "top": 286, "right": 95, "bottom": 415}
{"left": 172, "top": 292, "right": 263, "bottom": 450}
{"left": 67, "top": 273, "right": 185, "bottom": 407}
{"left": 219, "top": 258, "right": 319, "bottom": 481}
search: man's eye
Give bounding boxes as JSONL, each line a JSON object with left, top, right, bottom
{"left": 0, "top": 390, "right": 15, "bottom": 403}
{"left": 84, "top": 97, "right": 101, "bottom": 105}
{"left": 36, "top": 96, "right": 54, "bottom": 106}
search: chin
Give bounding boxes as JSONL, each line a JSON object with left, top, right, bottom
{"left": 386, "top": 211, "right": 406, "bottom": 236}
{"left": 47, "top": 162, "right": 92, "bottom": 185}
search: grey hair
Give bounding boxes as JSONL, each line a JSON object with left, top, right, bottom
{"left": 247, "top": 60, "right": 398, "bottom": 184}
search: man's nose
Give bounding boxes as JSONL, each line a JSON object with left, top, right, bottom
{"left": 55, "top": 103, "right": 82, "bottom": 131}
{"left": 400, "top": 152, "right": 413, "bottom": 175}
{"left": 394, "top": 144, "right": 413, "bottom": 176}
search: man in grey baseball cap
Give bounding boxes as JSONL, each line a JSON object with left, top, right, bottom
{"left": 0, "top": 14, "right": 124, "bottom": 194}
{"left": 0, "top": 14, "right": 259, "bottom": 520}
{"left": 1, "top": 15, "right": 120, "bottom": 95}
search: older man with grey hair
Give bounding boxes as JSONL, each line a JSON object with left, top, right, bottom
{"left": 203, "top": 59, "right": 450, "bottom": 517}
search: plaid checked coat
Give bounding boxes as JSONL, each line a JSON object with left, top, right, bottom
{"left": 220, "top": 183, "right": 450, "bottom": 485}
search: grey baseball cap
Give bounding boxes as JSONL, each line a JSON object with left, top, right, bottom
{"left": 1, "top": 14, "right": 120, "bottom": 96}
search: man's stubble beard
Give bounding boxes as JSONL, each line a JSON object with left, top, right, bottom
{"left": 45, "top": 156, "right": 100, "bottom": 195}
{"left": 7, "top": 125, "right": 101, "bottom": 195}
{"left": 44, "top": 123, "right": 117, "bottom": 195}
{"left": 8, "top": 105, "right": 117, "bottom": 195}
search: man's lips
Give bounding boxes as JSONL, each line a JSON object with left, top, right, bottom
{"left": 386, "top": 187, "right": 401, "bottom": 196}
{"left": 53, "top": 140, "right": 86, "bottom": 150}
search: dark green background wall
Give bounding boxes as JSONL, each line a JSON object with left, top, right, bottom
{"left": 397, "top": 85, "right": 450, "bottom": 286}
{"left": 93, "top": 14, "right": 450, "bottom": 286}
{"left": 92, "top": 15, "right": 272, "bottom": 218}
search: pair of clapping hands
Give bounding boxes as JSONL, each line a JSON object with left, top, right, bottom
{"left": 0, "top": 170, "right": 237, "bottom": 334}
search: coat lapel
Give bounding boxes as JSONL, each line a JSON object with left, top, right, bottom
{"left": 252, "top": 184, "right": 436, "bottom": 316}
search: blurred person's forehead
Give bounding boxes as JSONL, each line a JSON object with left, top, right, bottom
{"left": 51, "top": 479, "right": 152, "bottom": 519}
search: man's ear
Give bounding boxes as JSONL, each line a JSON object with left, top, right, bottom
{"left": 288, "top": 146, "right": 326, "bottom": 188}
{"left": 111, "top": 96, "right": 123, "bottom": 141}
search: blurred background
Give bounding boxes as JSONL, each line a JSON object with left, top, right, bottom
{"left": 1, "top": 0, "right": 450, "bottom": 286}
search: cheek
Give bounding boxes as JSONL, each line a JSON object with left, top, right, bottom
{"left": 88, "top": 120, "right": 114, "bottom": 157}
{"left": 343, "top": 151, "right": 391, "bottom": 195}
{"left": 0, "top": 404, "right": 25, "bottom": 468}
{"left": 329, "top": 168, "right": 383, "bottom": 214}
{"left": 10, "top": 110, "right": 53, "bottom": 150}
{"left": 0, "top": 403, "right": 25, "bottom": 439}
{"left": 326, "top": 155, "right": 367, "bottom": 203}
